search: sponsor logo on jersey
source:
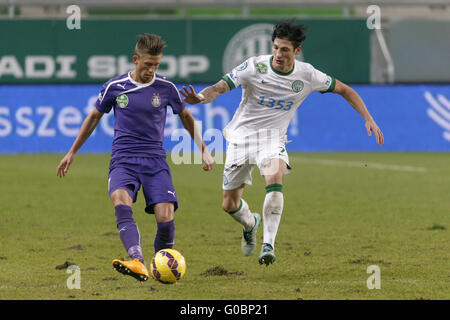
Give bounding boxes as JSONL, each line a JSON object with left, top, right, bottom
{"left": 116, "top": 94, "right": 129, "bottom": 108}
{"left": 292, "top": 80, "right": 304, "bottom": 93}
{"left": 256, "top": 63, "right": 268, "bottom": 74}
{"left": 116, "top": 83, "right": 126, "bottom": 89}
{"left": 151, "top": 93, "right": 162, "bottom": 107}
{"left": 261, "top": 79, "right": 271, "bottom": 84}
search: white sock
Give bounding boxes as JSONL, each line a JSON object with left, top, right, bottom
{"left": 228, "top": 199, "right": 255, "bottom": 231}
{"left": 262, "top": 185, "right": 284, "bottom": 249}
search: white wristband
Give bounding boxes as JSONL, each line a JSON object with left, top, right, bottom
{"left": 198, "top": 93, "right": 205, "bottom": 100}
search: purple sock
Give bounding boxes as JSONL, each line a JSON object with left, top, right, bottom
{"left": 115, "top": 205, "right": 145, "bottom": 265}
{"left": 154, "top": 220, "right": 175, "bottom": 253}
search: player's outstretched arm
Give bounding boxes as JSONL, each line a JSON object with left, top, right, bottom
{"left": 181, "top": 80, "right": 230, "bottom": 105}
{"left": 56, "top": 108, "right": 104, "bottom": 178}
{"left": 333, "top": 79, "right": 384, "bottom": 146}
{"left": 178, "top": 108, "right": 214, "bottom": 171}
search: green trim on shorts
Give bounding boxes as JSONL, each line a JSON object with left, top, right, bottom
{"left": 228, "top": 199, "right": 243, "bottom": 214}
{"left": 266, "top": 183, "right": 283, "bottom": 194}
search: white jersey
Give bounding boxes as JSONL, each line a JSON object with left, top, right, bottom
{"left": 222, "top": 55, "right": 335, "bottom": 144}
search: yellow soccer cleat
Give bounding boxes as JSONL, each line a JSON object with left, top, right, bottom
{"left": 112, "top": 258, "right": 149, "bottom": 282}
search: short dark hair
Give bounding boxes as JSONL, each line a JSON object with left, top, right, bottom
{"left": 135, "top": 33, "right": 167, "bottom": 56}
{"left": 272, "top": 21, "right": 308, "bottom": 49}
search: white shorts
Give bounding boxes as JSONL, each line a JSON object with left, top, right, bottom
{"left": 222, "top": 140, "right": 291, "bottom": 190}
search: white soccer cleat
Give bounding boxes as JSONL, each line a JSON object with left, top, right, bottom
{"left": 241, "top": 213, "right": 261, "bottom": 256}
{"left": 258, "top": 243, "right": 276, "bottom": 266}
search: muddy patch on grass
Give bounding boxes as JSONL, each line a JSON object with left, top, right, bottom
{"left": 200, "top": 265, "right": 246, "bottom": 277}
{"left": 103, "top": 277, "right": 118, "bottom": 281}
{"left": 65, "top": 244, "right": 84, "bottom": 251}
{"left": 427, "top": 224, "right": 446, "bottom": 231}
{"left": 55, "top": 261, "right": 76, "bottom": 270}
{"left": 347, "top": 258, "right": 391, "bottom": 266}
{"left": 84, "top": 267, "right": 96, "bottom": 271}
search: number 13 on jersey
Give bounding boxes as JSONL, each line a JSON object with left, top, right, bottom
{"left": 257, "top": 96, "right": 294, "bottom": 111}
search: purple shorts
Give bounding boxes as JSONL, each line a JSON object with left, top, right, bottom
{"left": 108, "top": 156, "right": 178, "bottom": 214}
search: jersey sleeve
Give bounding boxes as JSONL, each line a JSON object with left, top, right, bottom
{"left": 169, "top": 85, "right": 186, "bottom": 115}
{"left": 221, "top": 58, "right": 254, "bottom": 90}
{"left": 310, "top": 67, "right": 336, "bottom": 93}
{"left": 95, "top": 82, "right": 115, "bottom": 114}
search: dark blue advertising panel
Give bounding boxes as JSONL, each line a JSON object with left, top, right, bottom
{"left": 0, "top": 84, "right": 449, "bottom": 153}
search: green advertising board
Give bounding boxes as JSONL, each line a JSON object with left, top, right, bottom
{"left": 0, "top": 18, "right": 370, "bottom": 84}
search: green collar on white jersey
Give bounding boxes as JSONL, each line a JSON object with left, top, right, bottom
{"left": 270, "top": 56, "right": 295, "bottom": 76}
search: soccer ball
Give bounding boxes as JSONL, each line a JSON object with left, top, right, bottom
{"left": 150, "top": 249, "right": 186, "bottom": 284}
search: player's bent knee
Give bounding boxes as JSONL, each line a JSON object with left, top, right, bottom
{"left": 221, "top": 201, "right": 232, "bottom": 213}
{"left": 222, "top": 198, "right": 240, "bottom": 213}
{"left": 265, "top": 174, "right": 283, "bottom": 185}
{"left": 222, "top": 187, "right": 244, "bottom": 213}
{"left": 154, "top": 202, "right": 174, "bottom": 222}
{"left": 263, "top": 160, "right": 287, "bottom": 184}
{"left": 110, "top": 189, "right": 133, "bottom": 207}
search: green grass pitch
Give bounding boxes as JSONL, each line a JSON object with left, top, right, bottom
{"left": 0, "top": 152, "right": 448, "bottom": 300}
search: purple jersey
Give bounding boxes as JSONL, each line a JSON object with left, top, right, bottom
{"left": 95, "top": 72, "right": 185, "bottom": 159}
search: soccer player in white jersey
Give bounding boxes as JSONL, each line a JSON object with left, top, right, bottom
{"left": 181, "top": 21, "right": 384, "bottom": 266}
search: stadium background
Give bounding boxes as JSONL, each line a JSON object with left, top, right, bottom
{"left": 1, "top": 0, "right": 450, "bottom": 153}
{"left": 1, "top": 0, "right": 449, "bottom": 301}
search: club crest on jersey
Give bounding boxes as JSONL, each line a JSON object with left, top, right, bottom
{"left": 151, "top": 93, "right": 162, "bottom": 108}
{"left": 116, "top": 94, "right": 129, "bottom": 108}
{"left": 255, "top": 62, "right": 268, "bottom": 74}
{"left": 292, "top": 80, "right": 304, "bottom": 93}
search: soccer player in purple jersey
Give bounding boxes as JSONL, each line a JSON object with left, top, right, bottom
{"left": 57, "top": 34, "right": 214, "bottom": 281}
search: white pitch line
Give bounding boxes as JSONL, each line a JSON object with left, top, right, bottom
{"left": 293, "top": 157, "right": 428, "bottom": 173}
